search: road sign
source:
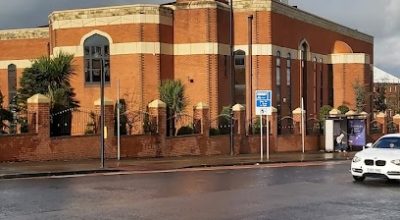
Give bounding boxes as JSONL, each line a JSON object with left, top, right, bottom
{"left": 255, "top": 90, "right": 272, "bottom": 116}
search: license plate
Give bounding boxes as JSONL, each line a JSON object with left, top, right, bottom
{"left": 367, "top": 168, "right": 381, "bottom": 173}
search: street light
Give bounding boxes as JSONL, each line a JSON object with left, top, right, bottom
{"left": 94, "top": 52, "right": 105, "bottom": 169}
{"left": 229, "top": 0, "right": 234, "bottom": 156}
{"left": 247, "top": 15, "right": 253, "bottom": 135}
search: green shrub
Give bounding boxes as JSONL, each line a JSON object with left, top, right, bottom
{"left": 319, "top": 105, "right": 333, "bottom": 123}
{"left": 337, "top": 105, "right": 350, "bottom": 114}
{"left": 177, "top": 126, "right": 194, "bottom": 135}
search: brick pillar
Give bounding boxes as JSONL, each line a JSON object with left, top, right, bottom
{"left": 232, "top": 104, "right": 245, "bottom": 135}
{"left": 360, "top": 112, "right": 370, "bottom": 135}
{"left": 292, "top": 108, "right": 303, "bottom": 135}
{"left": 194, "top": 102, "right": 210, "bottom": 137}
{"left": 27, "top": 94, "right": 50, "bottom": 137}
{"left": 270, "top": 107, "right": 278, "bottom": 137}
{"left": 148, "top": 99, "right": 167, "bottom": 137}
{"left": 376, "top": 112, "right": 388, "bottom": 134}
{"left": 94, "top": 97, "right": 115, "bottom": 138}
{"left": 393, "top": 114, "right": 400, "bottom": 132}
{"left": 148, "top": 100, "right": 167, "bottom": 157}
{"left": 94, "top": 97, "right": 116, "bottom": 158}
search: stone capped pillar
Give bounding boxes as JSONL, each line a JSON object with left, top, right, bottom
{"left": 94, "top": 97, "right": 116, "bottom": 158}
{"left": 292, "top": 108, "right": 305, "bottom": 135}
{"left": 393, "top": 114, "right": 400, "bottom": 132}
{"left": 269, "top": 107, "right": 278, "bottom": 137}
{"left": 345, "top": 110, "right": 356, "bottom": 116}
{"left": 27, "top": 94, "right": 50, "bottom": 136}
{"left": 148, "top": 99, "right": 167, "bottom": 137}
{"left": 329, "top": 108, "right": 342, "bottom": 117}
{"left": 193, "top": 102, "right": 210, "bottom": 136}
{"left": 232, "top": 104, "right": 245, "bottom": 135}
{"left": 376, "top": 112, "right": 388, "bottom": 134}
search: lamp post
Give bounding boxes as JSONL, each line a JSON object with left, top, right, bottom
{"left": 229, "top": 0, "right": 234, "bottom": 156}
{"left": 100, "top": 57, "right": 105, "bottom": 168}
{"left": 246, "top": 15, "right": 253, "bottom": 135}
{"left": 94, "top": 52, "right": 105, "bottom": 169}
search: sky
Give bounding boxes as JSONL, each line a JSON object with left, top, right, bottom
{"left": 0, "top": 0, "right": 397, "bottom": 75}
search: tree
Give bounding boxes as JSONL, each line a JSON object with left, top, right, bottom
{"left": 319, "top": 105, "right": 332, "bottom": 123}
{"left": 353, "top": 81, "right": 367, "bottom": 113}
{"left": 18, "top": 52, "right": 79, "bottom": 113}
{"left": 159, "top": 80, "right": 187, "bottom": 136}
{"left": 0, "top": 90, "right": 13, "bottom": 134}
{"left": 373, "top": 84, "right": 387, "bottom": 112}
{"left": 318, "top": 105, "right": 332, "bottom": 132}
{"left": 159, "top": 80, "right": 187, "bottom": 117}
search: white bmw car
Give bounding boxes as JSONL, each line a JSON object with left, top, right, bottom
{"left": 351, "top": 134, "right": 400, "bottom": 182}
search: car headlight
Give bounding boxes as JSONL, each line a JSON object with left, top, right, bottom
{"left": 391, "top": 159, "right": 400, "bottom": 165}
{"left": 352, "top": 156, "right": 362, "bottom": 163}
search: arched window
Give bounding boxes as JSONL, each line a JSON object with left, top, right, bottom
{"left": 319, "top": 58, "right": 323, "bottom": 106}
{"left": 276, "top": 51, "right": 281, "bottom": 107}
{"left": 286, "top": 53, "right": 292, "bottom": 111}
{"left": 313, "top": 57, "right": 317, "bottom": 113}
{"left": 234, "top": 50, "right": 246, "bottom": 104}
{"left": 286, "top": 53, "right": 291, "bottom": 86}
{"left": 84, "top": 34, "right": 110, "bottom": 83}
{"left": 8, "top": 64, "right": 17, "bottom": 104}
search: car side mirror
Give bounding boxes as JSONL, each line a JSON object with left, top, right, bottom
{"left": 364, "top": 143, "right": 373, "bottom": 149}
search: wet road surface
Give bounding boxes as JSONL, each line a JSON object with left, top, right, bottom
{"left": 1, "top": 161, "right": 400, "bottom": 219}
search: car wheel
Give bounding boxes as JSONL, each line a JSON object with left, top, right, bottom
{"left": 353, "top": 175, "right": 365, "bottom": 182}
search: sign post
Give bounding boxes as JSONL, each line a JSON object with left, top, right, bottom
{"left": 255, "top": 90, "right": 272, "bottom": 161}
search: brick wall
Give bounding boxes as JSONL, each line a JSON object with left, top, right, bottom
{"left": 0, "top": 96, "right": 325, "bottom": 162}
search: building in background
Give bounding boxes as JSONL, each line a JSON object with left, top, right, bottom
{"left": 0, "top": 0, "right": 373, "bottom": 134}
{"left": 373, "top": 66, "right": 400, "bottom": 115}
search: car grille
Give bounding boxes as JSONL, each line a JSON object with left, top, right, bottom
{"left": 376, "top": 160, "right": 386, "bottom": 166}
{"left": 364, "top": 159, "right": 374, "bottom": 166}
{"left": 364, "top": 159, "right": 386, "bottom": 166}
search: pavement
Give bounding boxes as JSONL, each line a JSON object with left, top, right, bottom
{"left": 0, "top": 151, "right": 356, "bottom": 180}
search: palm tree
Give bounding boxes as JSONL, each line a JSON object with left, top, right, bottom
{"left": 18, "top": 52, "right": 79, "bottom": 112}
{"left": 159, "top": 80, "right": 187, "bottom": 115}
{"left": 159, "top": 80, "right": 187, "bottom": 135}
{"left": 18, "top": 52, "right": 79, "bottom": 136}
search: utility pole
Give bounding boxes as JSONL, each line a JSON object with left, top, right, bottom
{"left": 100, "top": 58, "right": 105, "bottom": 168}
{"left": 229, "top": 0, "right": 235, "bottom": 156}
{"left": 246, "top": 15, "right": 253, "bottom": 135}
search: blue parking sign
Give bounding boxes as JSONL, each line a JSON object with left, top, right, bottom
{"left": 255, "top": 90, "right": 272, "bottom": 115}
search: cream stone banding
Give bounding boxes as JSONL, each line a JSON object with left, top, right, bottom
{"left": 0, "top": 43, "right": 371, "bottom": 69}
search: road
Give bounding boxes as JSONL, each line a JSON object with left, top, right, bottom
{"left": 1, "top": 161, "right": 400, "bottom": 220}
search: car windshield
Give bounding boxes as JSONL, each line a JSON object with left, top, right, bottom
{"left": 374, "top": 137, "right": 400, "bottom": 149}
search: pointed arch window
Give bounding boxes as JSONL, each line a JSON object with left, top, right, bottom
{"left": 234, "top": 50, "right": 246, "bottom": 104}
{"left": 286, "top": 53, "right": 291, "bottom": 86}
{"left": 84, "top": 34, "right": 110, "bottom": 83}
{"left": 8, "top": 64, "right": 17, "bottom": 104}
{"left": 319, "top": 58, "right": 323, "bottom": 106}
{"left": 286, "top": 53, "right": 292, "bottom": 112}
{"left": 313, "top": 57, "right": 317, "bottom": 113}
{"left": 276, "top": 51, "right": 281, "bottom": 107}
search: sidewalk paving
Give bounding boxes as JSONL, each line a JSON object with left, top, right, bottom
{"left": 0, "top": 151, "right": 355, "bottom": 180}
